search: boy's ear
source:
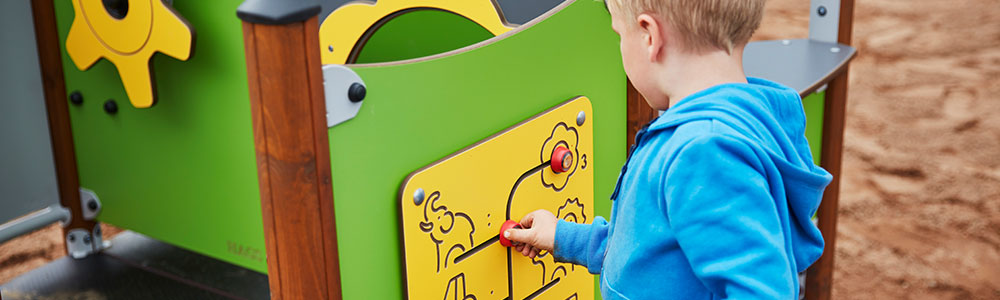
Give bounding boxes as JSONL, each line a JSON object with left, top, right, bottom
{"left": 636, "top": 13, "right": 664, "bottom": 63}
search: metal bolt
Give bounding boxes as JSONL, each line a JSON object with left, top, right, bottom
{"left": 69, "top": 91, "right": 83, "bottom": 105}
{"left": 413, "top": 188, "right": 425, "bottom": 205}
{"left": 817, "top": 5, "right": 827, "bottom": 17}
{"left": 87, "top": 199, "right": 98, "bottom": 211}
{"left": 94, "top": 226, "right": 102, "bottom": 235}
{"left": 328, "top": 45, "right": 334, "bottom": 52}
{"left": 576, "top": 111, "right": 586, "bottom": 126}
{"left": 68, "top": 234, "right": 76, "bottom": 242}
{"left": 348, "top": 83, "right": 366, "bottom": 103}
{"left": 83, "top": 234, "right": 92, "bottom": 245}
{"left": 104, "top": 99, "right": 118, "bottom": 114}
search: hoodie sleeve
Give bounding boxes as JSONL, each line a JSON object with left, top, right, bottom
{"left": 552, "top": 217, "right": 609, "bottom": 274}
{"left": 664, "top": 133, "right": 796, "bottom": 299}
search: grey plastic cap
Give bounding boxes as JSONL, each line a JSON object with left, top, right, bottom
{"left": 236, "top": 0, "right": 321, "bottom": 24}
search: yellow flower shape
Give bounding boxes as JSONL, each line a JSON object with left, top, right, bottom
{"left": 318, "top": 0, "right": 515, "bottom": 64}
{"left": 66, "top": 0, "right": 193, "bottom": 108}
{"left": 540, "top": 123, "right": 579, "bottom": 191}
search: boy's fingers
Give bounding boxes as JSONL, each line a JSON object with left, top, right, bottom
{"left": 519, "top": 213, "right": 536, "bottom": 228}
{"left": 504, "top": 228, "right": 532, "bottom": 244}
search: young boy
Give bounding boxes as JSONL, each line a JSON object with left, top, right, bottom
{"left": 504, "top": 0, "right": 832, "bottom": 298}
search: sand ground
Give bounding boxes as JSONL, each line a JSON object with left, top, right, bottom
{"left": 3, "top": 0, "right": 1000, "bottom": 298}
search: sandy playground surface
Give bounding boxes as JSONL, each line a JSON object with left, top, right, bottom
{"left": 3, "top": 0, "right": 999, "bottom": 298}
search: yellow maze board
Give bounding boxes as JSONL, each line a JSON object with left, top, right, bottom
{"left": 400, "top": 97, "right": 595, "bottom": 300}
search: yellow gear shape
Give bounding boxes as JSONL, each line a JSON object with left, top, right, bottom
{"left": 66, "top": 0, "right": 194, "bottom": 108}
{"left": 319, "top": 0, "right": 515, "bottom": 64}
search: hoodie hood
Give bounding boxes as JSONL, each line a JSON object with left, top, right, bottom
{"left": 648, "top": 77, "right": 832, "bottom": 270}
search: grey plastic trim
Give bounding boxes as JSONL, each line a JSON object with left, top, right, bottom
{"left": 809, "top": 0, "right": 841, "bottom": 43}
{"left": 322, "top": 64, "right": 366, "bottom": 127}
{"left": 0, "top": 204, "right": 71, "bottom": 244}
{"left": 237, "top": 0, "right": 321, "bottom": 24}
{"left": 744, "top": 39, "right": 857, "bottom": 98}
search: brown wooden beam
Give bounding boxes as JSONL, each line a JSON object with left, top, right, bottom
{"left": 30, "top": 0, "right": 97, "bottom": 243}
{"left": 626, "top": 79, "right": 657, "bottom": 151}
{"left": 806, "top": 0, "right": 855, "bottom": 299}
{"left": 239, "top": 5, "right": 343, "bottom": 299}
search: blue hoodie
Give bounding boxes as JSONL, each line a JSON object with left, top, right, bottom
{"left": 553, "top": 78, "right": 832, "bottom": 299}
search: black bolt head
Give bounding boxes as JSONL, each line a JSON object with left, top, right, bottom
{"left": 87, "top": 200, "right": 98, "bottom": 211}
{"left": 817, "top": 6, "right": 828, "bottom": 17}
{"left": 83, "top": 235, "right": 92, "bottom": 245}
{"left": 348, "top": 83, "right": 366, "bottom": 103}
{"left": 69, "top": 91, "right": 83, "bottom": 105}
{"left": 68, "top": 235, "right": 76, "bottom": 242}
{"left": 104, "top": 99, "right": 118, "bottom": 114}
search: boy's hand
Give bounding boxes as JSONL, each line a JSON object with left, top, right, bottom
{"left": 504, "top": 209, "right": 557, "bottom": 259}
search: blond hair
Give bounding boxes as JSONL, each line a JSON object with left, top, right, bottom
{"left": 606, "top": 0, "right": 766, "bottom": 54}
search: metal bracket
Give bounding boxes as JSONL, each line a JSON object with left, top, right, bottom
{"left": 322, "top": 64, "right": 367, "bottom": 128}
{"left": 66, "top": 224, "right": 110, "bottom": 259}
{"left": 79, "top": 188, "right": 101, "bottom": 220}
{"left": 809, "top": 0, "right": 841, "bottom": 43}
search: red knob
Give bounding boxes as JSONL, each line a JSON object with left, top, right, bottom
{"left": 550, "top": 146, "right": 573, "bottom": 173}
{"left": 499, "top": 220, "right": 522, "bottom": 247}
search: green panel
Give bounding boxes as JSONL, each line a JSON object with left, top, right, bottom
{"left": 53, "top": 1, "right": 267, "bottom": 272}
{"left": 803, "top": 92, "right": 826, "bottom": 165}
{"left": 328, "top": 1, "right": 624, "bottom": 298}
{"left": 355, "top": 9, "right": 495, "bottom": 63}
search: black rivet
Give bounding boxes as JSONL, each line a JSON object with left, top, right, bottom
{"left": 104, "top": 99, "right": 118, "bottom": 114}
{"left": 103, "top": 0, "right": 128, "bottom": 20}
{"left": 68, "top": 235, "right": 76, "bottom": 242}
{"left": 817, "top": 6, "right": 827, "bottom": 17}
{"left": 348, "top": 83, "right": 366, "bottom": 103}
{"left": 69, "top": 91, "right": 83, "bottom": 105}
{"left": 87, "top": 200, "right": 98, "bottom": 211}
{"left": 83, "top": 235, "right": 92, "bottom": 245}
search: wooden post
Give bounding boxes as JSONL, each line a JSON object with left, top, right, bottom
{"left": 626, "top": 79, "right": 657, "bottom": 150}
{"left": 806, "top": 0, "right": 855, "bottom": 299}
{"left": 30, "top": 0, "right": 97, "bottom": 246}
{"left": 237, "top": 0, "right": 343, "bottom": 299}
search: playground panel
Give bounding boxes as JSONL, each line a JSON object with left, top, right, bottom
{"left": 52, "top": 0, "right": 268, "bottom": 273}
{"left": 399, "top": 97, "right": 595, "bottom": 300}
{"left": 327, "top": 1, "right": 625, "bottom": 298}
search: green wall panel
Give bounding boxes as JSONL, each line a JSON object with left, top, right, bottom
{"left": 327, "top": 1, "right": 625, "bottom": 298}
{"left": 52, "top": 0, "right": 267, "bottom": 273}
{"left": 803, "top": 92, "right": 826, "bottom": 165}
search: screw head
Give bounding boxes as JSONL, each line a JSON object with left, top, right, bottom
{"left": 328, "top": 45, "right": 334, "bottom": 52}
{"left": 83, "top": 234, "right": 92, "bottom": 245}
{"left": 576, "top": 111, "right": 586, "bottom": 126}
{"left": 348, "top": 83, "right": 366, "bottom": 103}
{"left": 817, "top": 5, "right": 827, "bottom": 17}
{"left": 68, "top": 234, "right": 76, "bottom": 242}
{"left": 69, "top": 91, "right": 84, "bottom": 105}
{"left": 104, "top": 99, "right": 118, "bottom": 114}
{"left": 413, "top": 188, "right": 425, "bottom": 205}
{"left": 87, "top": 199, "right": 98, "bottom": 211}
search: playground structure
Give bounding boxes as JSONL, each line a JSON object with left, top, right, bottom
{"left": 0, "top": 0, "right": 855, "bottom": 299}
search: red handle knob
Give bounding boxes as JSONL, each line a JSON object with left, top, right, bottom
{"left": 499, "top": 220, "right": 522, "bottom": 247}
{"left": 550, "top": 146, "right": 573, "bottom": 173}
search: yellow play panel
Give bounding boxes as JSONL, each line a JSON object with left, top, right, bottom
{"left": 399, "top": 97, "right": 595, "bottom": 300}
{"left": 319, "top": 0, "right": 514, "bottom": 64}
{"left": 66, "top": 0, "right": 193, "bottom": 108}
